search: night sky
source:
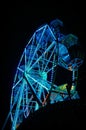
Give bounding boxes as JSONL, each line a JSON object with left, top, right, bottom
{"left": 1, "top": 1, "right": 86, "bottom": 129}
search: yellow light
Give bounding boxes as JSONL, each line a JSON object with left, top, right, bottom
{"left": 59, "top": 83, "right": 67, "bottom": 90}
{"left": 71, "top": 85, "right": 76, "bottom": 91}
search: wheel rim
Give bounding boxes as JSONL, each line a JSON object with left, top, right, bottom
{"left": 10, "top": 24, "right": 58, "bottom": 128}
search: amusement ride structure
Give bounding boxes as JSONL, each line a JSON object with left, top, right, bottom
{"left": 2, "top": 19, "right": 84, "bottom": 130}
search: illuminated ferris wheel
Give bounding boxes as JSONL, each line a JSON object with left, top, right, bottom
{"left": 10, "top": 19, "right": 84, "bottom": 130}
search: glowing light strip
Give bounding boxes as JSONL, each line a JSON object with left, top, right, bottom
{"left": 27, "top": 33, "right": 36, "bottom": 67}
{"left": 47, "top": 25, "right": 56, "bottom": 40}
{"left": 13, "top": 77, "right": 23, "bottom": 89}
{"left": 28, "top": 41, "right": 56, "bottom": 72}
{"left": 26, "top": 34, "right": 33, "bottom": 47}
{"left": 26, "top": 74, "right": 49, "bottom": 91}
{"left": 17, "top": 67, "right": 24, "bottom": 73}
{"left": 28, "top": 25, "right": 47, "bottom": 68}
{"left": 46, "top": 64, "right": 57, "bottom": 73}
{"left": 27, "top": 34, "right": 40, "bottom": 68}
{"left": 44, "top": 45, "right": 56, "bottom": 72}
{"left": 12, "top": 79, "right": 25, "bottom": 130}
{"left": 36, "top": 25, "right": 47, "bottom": 33}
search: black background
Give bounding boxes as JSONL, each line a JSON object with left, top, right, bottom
{"left": 1, "top": 1, "right": 86, "bottom": 129}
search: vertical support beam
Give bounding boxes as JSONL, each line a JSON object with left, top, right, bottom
{"left": 72, "top": 70, "right": 78, "bottom": 91}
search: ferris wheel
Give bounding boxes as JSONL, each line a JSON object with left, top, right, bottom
{"left": 9, "top": 19, "right": 84, "bottom": 130}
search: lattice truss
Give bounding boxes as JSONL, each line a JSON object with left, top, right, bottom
{"left": 10, "top": 19, "right": 84, "bottom": 130}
